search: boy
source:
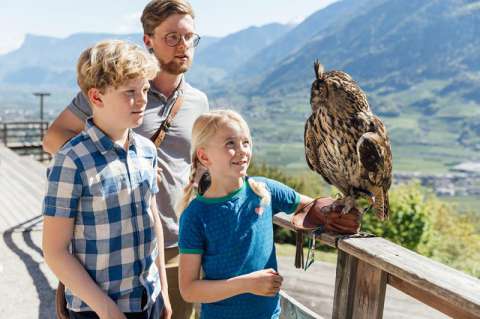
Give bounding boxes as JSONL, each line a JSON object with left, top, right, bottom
{"left": 42, "top": 40, "right": 172, "bottom": 319}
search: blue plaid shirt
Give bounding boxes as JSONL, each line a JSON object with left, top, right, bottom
{"left": 43, "top": 119, "right": 161, "bottom": 312}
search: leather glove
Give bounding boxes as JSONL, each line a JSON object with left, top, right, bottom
{"left": 292, "top": 197, "right": 361, "bottom": 235}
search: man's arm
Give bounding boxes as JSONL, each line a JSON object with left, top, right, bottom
{"left": 43, "top": 108, "right": 85, "bottom": 154}
{"left": 150, "top": 198, "right": 172, "bottom": 319}
{"left": 42, "top": 216, "right": 126, "bottom": 319}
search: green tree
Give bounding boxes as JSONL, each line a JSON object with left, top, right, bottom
{"left": 361, "top": 182, "right": 430, "bottom": 250}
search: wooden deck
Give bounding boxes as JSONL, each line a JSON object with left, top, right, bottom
{"left": 0, "top": 144, "right": 46, "bottom": 233}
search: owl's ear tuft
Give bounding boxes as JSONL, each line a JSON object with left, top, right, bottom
{"left": 314, "top": 60, "right": 324, "bottom": 80}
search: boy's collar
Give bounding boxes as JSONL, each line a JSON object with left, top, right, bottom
{"left": 85, "top": 118, "right": 136, "bottom": 154}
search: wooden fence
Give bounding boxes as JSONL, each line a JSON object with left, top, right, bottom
{"left": 274, "top": 213, "right": 480, "bottom": 319}
{"left": 0, "top": 121, "right": 50, "bottom": 161}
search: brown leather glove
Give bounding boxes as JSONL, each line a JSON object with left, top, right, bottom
{"left": 292, "top": 197, "right": 361, "bottom": 235}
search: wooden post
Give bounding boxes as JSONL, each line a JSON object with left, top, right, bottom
{"left": 332, "top": 250, "right": 358, "bottom": 319}
{"left": 351, "top": 259, "right": 387, "bottom": 319}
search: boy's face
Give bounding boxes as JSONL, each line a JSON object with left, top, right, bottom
{"left": 92, "top": 78, "right": 150, "bottom": 131}
{"left": 144, "top": 13, "right": 196, "bottom": 75}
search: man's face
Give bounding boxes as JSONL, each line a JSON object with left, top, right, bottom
{"left": 144, "top": 14, "right": 196, "bottom": 75}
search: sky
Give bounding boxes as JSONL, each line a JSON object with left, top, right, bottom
{"left": 0, "top": 0, "right": 338, "bottom": 54}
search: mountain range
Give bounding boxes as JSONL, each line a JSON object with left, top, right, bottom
{"left": 1, "top": 0, "right": 479, "bottom": 173}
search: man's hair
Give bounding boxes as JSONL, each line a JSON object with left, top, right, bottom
{"left": 77, "top": 40, "right": 159, "bottom": 95}
{"left": 141, "top": 0, "right": 195, "bottom": 35}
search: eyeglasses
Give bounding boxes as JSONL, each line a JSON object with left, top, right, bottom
{"left": 164, "top": 32, "right": 201, "bottom": 48}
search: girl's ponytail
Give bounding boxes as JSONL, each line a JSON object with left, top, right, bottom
{"left": 177, "top": 155, "right": 201, "bottom": 215}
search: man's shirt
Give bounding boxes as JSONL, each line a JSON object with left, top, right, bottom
{"left": 43, "top": 119, "right": 161, "bottom": 312}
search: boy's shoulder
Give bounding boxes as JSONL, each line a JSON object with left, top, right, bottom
{"left": 56, "top": 131, "right": 90, "bottom": 159}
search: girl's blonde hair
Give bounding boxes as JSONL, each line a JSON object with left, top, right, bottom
{"left": 177, "top": 109, "right": 270, "bottom": 214}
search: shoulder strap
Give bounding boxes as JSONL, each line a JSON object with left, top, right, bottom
{"left": 150, "top": 91, "right": 184, "bottom": 148}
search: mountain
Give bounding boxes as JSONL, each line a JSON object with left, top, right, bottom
{"left": 0, "top": 33, "right": 143, "bottom": 87}
{"left": 251, "top": 0, "right": 480, "bottom": 98}
{"left": 208, "top": 0, "right": 480, "bottom": 172}
{"left": 234, "top": 0, "right": 376, "bottom": 79}
{"left": 187, "top": 23, "right": 292, "bottom": 88}
{"left": 1, "top": 0, "right": 480, "bottom": 173}
{"left": 196, "top": 23, "right": 292, "bottom": 70}
{"left": 0, "top": 33, "right": 220, "bottom": 87}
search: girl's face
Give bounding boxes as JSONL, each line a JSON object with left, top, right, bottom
{"left": 199, "top": 122, "right": 252, "bottom": 180}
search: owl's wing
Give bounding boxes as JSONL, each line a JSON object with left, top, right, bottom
{"left": 357, "top": 116, "right": 393, "bottom": 219}
{"left": 304, "top": 113, "right": 332, "bottom": 185}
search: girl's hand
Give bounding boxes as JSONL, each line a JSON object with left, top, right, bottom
{"left": 244, "top": 269, "right": 283, "bottom": 296}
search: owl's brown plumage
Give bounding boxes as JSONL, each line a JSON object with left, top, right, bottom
{"left": 304, "top": 61, "right": 392, "bottom": 220}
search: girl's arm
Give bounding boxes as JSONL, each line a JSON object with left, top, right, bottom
{"left": 150, "top": 198, "right": 172, "bottom": 319}
{"left": 42, "top": 216, "right": 126, "bottom": 319}
{"left": 179, "top": 254, "right": 283, "bottom": 303}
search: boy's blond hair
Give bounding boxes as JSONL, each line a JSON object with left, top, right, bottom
{"left": 141, "top": 0, "right": 195, "bottom": 36}
{"left": 77, "top": 39, "right": 159, "bottom": 95}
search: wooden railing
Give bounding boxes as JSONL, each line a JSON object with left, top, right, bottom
{"left": 0, "top": 121, "right": 50, "bottom": 162}
{"left": 274, "top": 213, "right": 480, "bottom": 319}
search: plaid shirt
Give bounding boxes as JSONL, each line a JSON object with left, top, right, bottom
{"left": 43, "top": 119, "right": 161, "bottom": 312}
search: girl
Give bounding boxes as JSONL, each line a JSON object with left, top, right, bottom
{"left": 177, "top": 110, "right": 356, "bottom": 319}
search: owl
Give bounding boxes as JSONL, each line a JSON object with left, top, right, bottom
{"left": 304, "top": 61, "right": 392, "bottom": 220}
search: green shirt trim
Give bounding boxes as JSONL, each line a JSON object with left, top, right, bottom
{"left": 196, "top": 180, "right": 246, "bottom": 204}
{"left": 286, "top": 192, "right": 301, "bottom": 214}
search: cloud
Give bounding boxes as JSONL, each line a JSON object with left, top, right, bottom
{"left": 0, "top": 33, "right": 25, "bottom": 55}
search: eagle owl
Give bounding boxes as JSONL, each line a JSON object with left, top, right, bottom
{"left": 304, "top": 61, "right": 392, "bottom": 220}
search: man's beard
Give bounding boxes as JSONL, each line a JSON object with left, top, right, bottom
{"left": 159, "top": 57, "right": 191, "bottom": 75}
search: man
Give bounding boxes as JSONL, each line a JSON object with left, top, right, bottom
{"left": 43, "top": 1, "right": 209, "bottom": 318}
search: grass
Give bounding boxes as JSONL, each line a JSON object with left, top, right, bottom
{"left": 275, "top": 243, "right": 337, "bottom": 264}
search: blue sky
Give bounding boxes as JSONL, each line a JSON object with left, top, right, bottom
{"left": 0, "top": 0, "right": 338, "bottom": 54}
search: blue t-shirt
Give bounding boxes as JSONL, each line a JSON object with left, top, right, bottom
{"left": 178, "top": 176, "right": 301, "bottom": 319}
